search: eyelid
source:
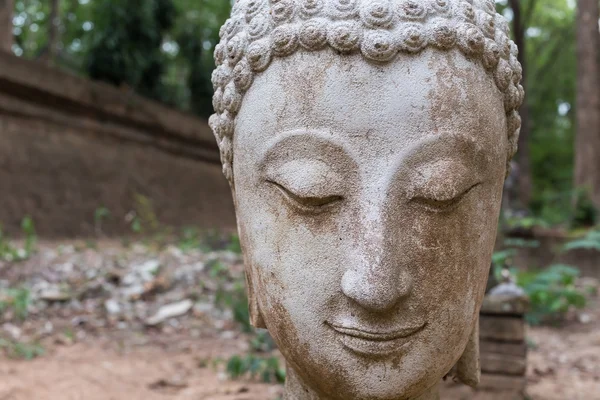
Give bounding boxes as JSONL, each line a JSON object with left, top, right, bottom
{"left": 411, "top": 182, "right": 480, "bottom": 213}
{"left": 267, "top": 180, "right": 344, "bottom": 212}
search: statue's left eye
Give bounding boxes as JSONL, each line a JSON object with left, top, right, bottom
{"left": 411, "top": 183, "right": 480, "bottom": 213}
{"left": 267, "top": 180, "right": 343, "bottom": 212}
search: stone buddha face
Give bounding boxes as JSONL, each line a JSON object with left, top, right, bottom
{"left": 210, "top": 1, "right": 523, "bottom": 399}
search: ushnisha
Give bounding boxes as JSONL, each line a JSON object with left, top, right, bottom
{"left": 209, "top": 1, "right": 523, "bottom": 399}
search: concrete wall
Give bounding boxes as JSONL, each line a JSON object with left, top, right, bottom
{"left": 0, "top": 52, "right": 236, "bottom": 237}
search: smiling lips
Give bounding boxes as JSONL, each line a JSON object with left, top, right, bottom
{"left": 329, "top": 322, "right": 427, "bottom": 357}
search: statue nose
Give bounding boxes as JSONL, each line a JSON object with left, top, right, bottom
{"left": 341, "top": 250, "right": 413, "bottom": 313}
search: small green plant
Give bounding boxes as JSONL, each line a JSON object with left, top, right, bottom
{"left": 516, "top": 264, "right": 586, "bottom": 325}
{"left": 214, "top": 279, "right": 252, "bottom": 333}
{"left": 21, "top": 216, "right": 36, "bottom": 256}
{"left": 207, "top": 259, "right": 230, "bottom": 279}
{"left": 0, "top": 287, "right": 31, "bottom": 320}
{"left": 0, "top": 216, "right": 37, "bottom": 262}
{"left": 226, "top": 353, "right": 285, "bottom": 384}
{"left": 492, "top": 229, "right": 592, "bottom": 325}
{"left": 179, "top": 227, "right": 201, "bottom": 251}
{"left": 226, "top": 233, "right": 242, "bottom": 254}
{"left": 94, "top": 206, "right": 111, "bottom": 235}
{"left": 491, "top": 248, "right": 517, "bottom": 283}
{"left": 128, "top": 193, "right": 173, "bottom": 247}
{"left": 250, "top": 330, "right": 278, "bottom": 353}
{"left": 505, "top": 215, "right": 551, "bottom": 230}
{"left": 562, "top": 228, "right": 600, "bottom": 252}
{"left": 0, "top": 338, "right": 44, "bottom": 360}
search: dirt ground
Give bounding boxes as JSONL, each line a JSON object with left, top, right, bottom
{"left": 1, "top": 241, "right": 599, "bottom": 400}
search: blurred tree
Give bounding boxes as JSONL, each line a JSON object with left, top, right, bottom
{"left": 168, "top": 0, "right": 232, "bottom": 116}
{"left": 507, "top": 0, "right": 533, "bottom": 210}
{"left": 85, "top": 0, "right": 177, "bottom": 102}
{"left": 38, "top": 0, "right": 60, "bottom": 65}
{"left": 0, "top": 0, "right": 13, "bottom": 52}
{"left": 575, "top": 0, "right": 600, "bottom": 210}
{"left": 10, "top": 0, "right": 231, "bottom": 116}
{"left": 498, "top": 0, "right": 578, "bottom": 224}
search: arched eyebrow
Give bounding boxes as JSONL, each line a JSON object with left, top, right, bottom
{"left": 258, "top": 129, "right": 359, "bottom": 175}
{"left": 396, "top": 133, "right": 491, "bottom": 176}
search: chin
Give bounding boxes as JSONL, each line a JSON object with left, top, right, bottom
{"left": 289, "top": 345, "right": 443, "bottom": 400}
{"left": 318, "top": 372, "right": 434, "bottom": 400}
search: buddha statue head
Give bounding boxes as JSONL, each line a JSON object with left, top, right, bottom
{"left": 209, "top": 0, "right": 523, "bottom": 398}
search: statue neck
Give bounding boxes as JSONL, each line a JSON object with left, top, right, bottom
{"left": 284, "top": 367, "right": 440, "bottom": 400}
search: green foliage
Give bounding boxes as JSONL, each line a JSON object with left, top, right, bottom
{"left": 493, "top": 220, "right": 594, "bottom": 325}
{"left": 491, "top": 249, "right": 512, "bottom": 281}
{"left": 0, "top": 216, "right": 37, "bottom": 262}
{"left": 562, "top": 228, "right": 600, "bottom": 252}
{"left": 94, "top": 206, "right": 111, "bottom": 236}
{"left": 226, "top": 234, "right": 242, "bottom": 254}
{"left": 0, "top": 287, "right": 31, "bottom": 321}
{"left": 178, "top": 226, "right": 202, "bottom": 251}
{"left": 215, "top": 278, "right": 252, "bottom": 333}
{"left": 20, "top": 216, "right": 37, "bottom": 258}
{"left": 515, "top": 264, "right": 586, "bottom": 325}
{"left": 85, "top": 0, "right": 177, "bottom": 101}
{"left": 571, "top": 188, "right": 598, "bottom": 228}
{"left": 12, "top": 0, "right": 231, "bottom": 117}
{"left": 225, "top": 353, "right": 285, "bottom": 384}
{"left": 249, "top": 330, "right": 278, "bottom": 353}
{"left": 0, "top": 338, "right": 45, "bottom": 360}
{"left": 504, "top": 214, "right": 551, "bottom": 230}
{"left": 177, "top": 228, "right": 242, "bottom": 253}
{"left": 207, "top": 259, "right": 229, "bottom": 279}
{"left": 522, "top": 0, "right": 577, "bottom": 218}
{"left": 128, "top": 193, "right": 172, "bottom": 247}
{"left": 94, "top": 207, "right": 110, "bottom": 224}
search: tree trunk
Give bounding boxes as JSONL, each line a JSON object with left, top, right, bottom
{"left": 0, "top": 0, "right": 14, "bottom": 52}
{"left": 575, "top": 0, "right": 600, "bottom": 209}
{"left": 508, "top": 0, "right": 532, "bottom": 210}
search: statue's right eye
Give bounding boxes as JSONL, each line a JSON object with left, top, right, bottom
{"left": 267, "top": 180, "right": 344, "bottom": 213}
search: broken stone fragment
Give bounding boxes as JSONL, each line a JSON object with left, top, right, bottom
{"left": 145, "top": 299, "right": 193, "bottom": 326}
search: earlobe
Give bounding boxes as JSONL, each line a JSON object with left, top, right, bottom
{"left": 455, "top": 316, "right": 481, "bottom": 388}
{"left": 246, "top": 269, "right": 267, "bottom": 329}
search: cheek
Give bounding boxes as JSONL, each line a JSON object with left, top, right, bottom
{"left": 235, "top": 182, "right": 346, "bottom": 313}
{"left": 407, "top": 185, "right": 501, "bottom": 312}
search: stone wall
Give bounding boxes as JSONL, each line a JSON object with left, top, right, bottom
{"left": 0, "top": 52, "right": 236, "bottom": 237}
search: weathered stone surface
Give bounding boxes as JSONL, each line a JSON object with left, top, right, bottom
{"left": 482, "top": 289, "right": 529, "bottom": 315}
{"left": 480, "top": 316, "right": 526, "bottom": 342}
{"left": 210, "top": 1, "right": 524, "bottom": 399}
{"left": 480, "top": 353, "right": 527, "bottom": 376}
{"left": 480, "top": 340, "right": 527, "bottom": 358}
{"left": 477, "top": 373, "right": 527, "bottom": 394}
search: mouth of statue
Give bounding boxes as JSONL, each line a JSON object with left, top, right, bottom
{"left": 327, "top": 322, "right": 427, "bottom": 357}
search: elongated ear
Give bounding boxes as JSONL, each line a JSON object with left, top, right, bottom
{"left": 455, "top": 316, "right": 480, "bottom": 388}
{"left": 245, "top": 269, "right": 267, "bottom": 329}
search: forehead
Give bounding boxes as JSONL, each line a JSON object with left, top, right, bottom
{"left": 234, "top": 48, "right": 506, "bottom": 166}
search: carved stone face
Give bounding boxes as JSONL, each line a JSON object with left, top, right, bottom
{"left": 233, "top": 48, "right": 506, "bottom": 399}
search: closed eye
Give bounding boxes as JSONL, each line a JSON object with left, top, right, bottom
{"left": 411, "top": 183, "right": 480, "bottom": 213}
{"left": 267, "top": 180, "right": 343, "bottom": 212}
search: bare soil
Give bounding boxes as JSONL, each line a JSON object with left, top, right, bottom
{"left": 1, "top": 241, "right": 599, "bottom": 400}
